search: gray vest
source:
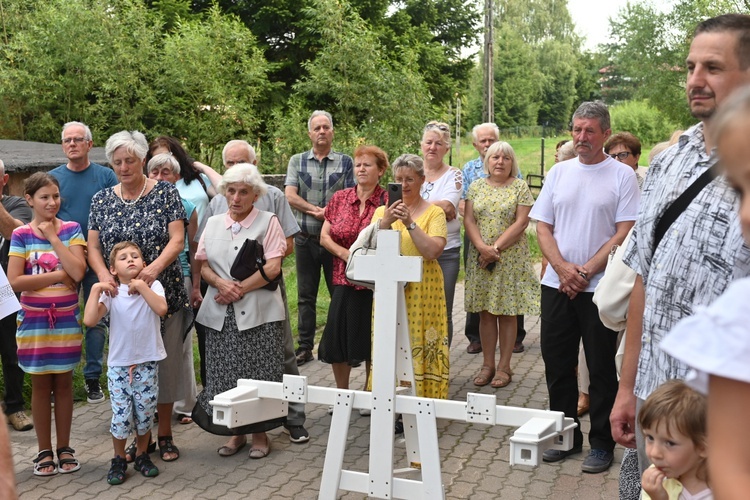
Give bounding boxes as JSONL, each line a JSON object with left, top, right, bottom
{"left": 195, "top": 210, "right": 285, "bottom": 331}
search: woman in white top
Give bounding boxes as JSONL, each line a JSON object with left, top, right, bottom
{"left": 420, "top": 121, "right": 463, "bottom": 345}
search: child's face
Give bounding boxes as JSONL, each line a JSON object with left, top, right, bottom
{"left": 110, "top": 247, "right": 145, "bottom": 282}
{"left": 643, "top": 420, "right": 706, "bottom": 481}
{"left": 720, "top": 120, "right": 750, "bottom": 245}
{"left": 25, "top": 184, "right": 60, "bottom": 221}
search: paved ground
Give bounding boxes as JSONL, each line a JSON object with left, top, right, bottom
{"left": 11, "top": 283, "right": 621, "bottom": 499}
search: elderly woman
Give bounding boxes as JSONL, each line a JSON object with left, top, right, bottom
{"left": 88, "top": 131, "right": 190, "bottom": 462}
{"left": 420, "top": 121, "right": 462, "bottom": 346}
{"left": 372, "top": 154, "right": 449, "bottom": 403}
{"left": 464, "top": 142, "right": 539, "bottom": 388}
{"left": 147, "top": 153, "right": 201, "bottom": 426}
{"left": 193, "top": 163, "right": 286, "bottom": 460}
{"left": 319, "top": 146, "right": 387, "bottom": 397}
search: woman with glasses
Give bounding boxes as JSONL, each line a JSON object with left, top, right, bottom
{"left": 463, "top": 142, "right": 539, "bottom": 388}
{"left": 420, "top": 121, "right": 462, "bottom": 345}
{"left": 603, "top": 132, "right": 646, "bottom": 189}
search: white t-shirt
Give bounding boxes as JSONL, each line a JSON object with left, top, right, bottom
{"left": 101, "top": 281, "right": 167, "bottom": 367}
{"left": 529, "top": 156, "right": 640, "bottom": 291}
{"left": 421, "top": 167, "right": 462, "bottom": 250}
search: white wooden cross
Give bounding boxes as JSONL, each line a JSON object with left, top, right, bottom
{"left": 210, "top": 229, "right": 576, "bottom": 500}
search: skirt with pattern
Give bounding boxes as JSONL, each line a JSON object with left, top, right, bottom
{"left": 192, "top": 305, "right": 285, "bottom": 435}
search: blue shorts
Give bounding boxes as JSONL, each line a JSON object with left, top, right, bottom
{"left": 107, "top": 362, "right": 159, "bottom": 440}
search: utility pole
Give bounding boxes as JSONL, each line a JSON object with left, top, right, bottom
{"left": 483, "top": 0, "right": 494, "bottom": 123}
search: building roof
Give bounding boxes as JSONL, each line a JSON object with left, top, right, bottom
{"left": 0, "top": 139, "right": 108, "bottom": 172}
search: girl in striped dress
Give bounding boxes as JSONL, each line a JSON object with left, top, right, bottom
{"left": 7, "top": 172, "right": 86, "bottom": 476}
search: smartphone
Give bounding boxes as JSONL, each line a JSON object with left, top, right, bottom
{"left": 388, "top": 183, "right": 402, "bottom": 206}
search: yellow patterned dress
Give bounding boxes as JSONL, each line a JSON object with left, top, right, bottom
{"left": 371, "top": 204, "right": 450, "bottom": 399}
{"left": 465, "top": 178, "right": 540, "bottom": 316}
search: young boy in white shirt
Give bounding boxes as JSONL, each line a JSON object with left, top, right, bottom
{"left": 84, "top": 241, "right": 167, "bottom": 485}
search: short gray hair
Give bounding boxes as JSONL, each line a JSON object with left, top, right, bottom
{"left": 147, "top": 153, "right": 180, "bottom": 176}
{"left": 105, "top": 131, "right": 149, "bottom": 163}
{"left": 392, "top": 154, "right": 425, "bottom": 179}
{"left": 222, "top": 140, "right": 257, "bottom": 165}
{"left": 0, "top": 159, "right": 5, "bottom": 175}
{"left": 483, "top": 141, "right": 519, "bottom": 178}
{"left": 308, "top": 110, "right": 333, "bottom": 132}
{"left": 471, "top": 123, "right": 499, "bottom": 142}
{"left": 62, "top": 121, "right": 93, "bottom": 142}
{"left": 219, "top": 163, "right": 268, "bottom": 198}
{"left": 557, "top": 141, "right": 576, "bottom": 162}
{"left": 572, "top": 101, "right": 610, "bottom": 132}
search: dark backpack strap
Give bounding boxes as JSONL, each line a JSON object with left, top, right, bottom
{"left": 653, "top": 163, "right": 719, "bottom": 252}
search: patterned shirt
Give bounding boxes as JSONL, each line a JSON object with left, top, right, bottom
{"left": 324, "top": 185, "right": 386, "bottom": 288}
{"left": 462, "top": 157, "right": 486, "bottom": 199}
{"left": 622, "top": 123, "right": 750, "bottom": 400}
{"left": 284, "top": 148, "right": 355, "bottom": 235}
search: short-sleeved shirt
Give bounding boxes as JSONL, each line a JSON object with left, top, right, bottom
{"left": 324, "top": 185, "right": 386, "bottom": 287}
{"left": 101, "top": 281, "right": 167, "bottom": 366}
{"left": 284, "top": 149, "right": 354, "bottom": 235}
{"left": 176, "top": 174, "right": 211, "bottom": 226}
{"left": 196, "top": 185, "right": 299, "bottom": 242}
{"left": 421, "top": 167, "right": 462, "bottom": 250}
{"left": 49, "top": 162, "right": 118, "bottom": 236}
{"left": 195, "top": 210, "right": 286, "bottom": 262}
{"left": 529, "top": 156, "right": 640, "bottom": 291}
{"left": 622, "top": 123, "right": 750, "bottom": 400}
{"left": 0, "top": 195, "right": 33, "bottom": 270}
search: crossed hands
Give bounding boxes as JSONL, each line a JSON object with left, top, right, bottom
{"left": 555, "top": 261, "right": 590, "bottom": 299}
{"left": 213, "top": 278, "right": 243, "bottom": 305}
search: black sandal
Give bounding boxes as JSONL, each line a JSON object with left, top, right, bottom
{"left": 107, "top": 456, "right": 127, "bottom": 485}
{"left": 33, "top": 449, "right": 57, "bottom": 476}
{"left": 56, "top": 446, "right": 81, "bottom": 474}
{"left": 158, "top": 435, "right": 179, "bottom": 462}
{"left": 124, "top": 437, "right": 156, "bottom": 463}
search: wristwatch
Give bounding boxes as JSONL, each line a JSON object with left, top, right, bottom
{"left": 406, "top": 222, "right": 417, "bottom": 231}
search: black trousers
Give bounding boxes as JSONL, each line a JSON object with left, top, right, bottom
{"left": 540, "top": 285, "right": 618, "bottom": 451}
{"left": 0, "top": 312, "right": 25, "bottom": 414}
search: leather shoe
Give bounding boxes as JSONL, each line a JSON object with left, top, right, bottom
{"left": 581, "top": 449, "right": 614, "bottom": 473}
{"left": 466, "top": 341, "right": 482, "bottom": 354}
{"left": 295, "top": 348, "right": 313, "bottom": 365}
{"left": 542, "top": 444, "right": 582, "bottom": 463}
{"left": 512, "top": 342, "right": 525, "bottom": 353}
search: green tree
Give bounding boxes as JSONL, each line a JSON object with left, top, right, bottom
{"left": 0, "top": 0, "right": 160, "bottom": 142}
{"left": 610, "top": 100, "right": 676, "bottom": 145}
{"left": 152, "top": 5, "right": 273, "bottom": 165}
{"left": 267, "top": 0, "right": 431, "bottom": 170}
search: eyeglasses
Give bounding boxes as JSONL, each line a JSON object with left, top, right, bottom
{"left": 62, "top": 137, "right": 87, "bottom": 144}
{"left": 609, "top": 152, "right": 632, "bottom": 161}
{"left": 425, "top": 123, "right": 449, "bottom": 133}
{"left": 422, "top": 181, "right": 434, "bottom": 200}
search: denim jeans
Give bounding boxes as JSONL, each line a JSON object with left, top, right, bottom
{"left": 82, "top": 267, "right": 108, "bottom": 381}
{"left": 295, "top": 234, "right": 333, "bottom": 351}
{"left": 0, "top": 311, "right": 25, "bottom": 414}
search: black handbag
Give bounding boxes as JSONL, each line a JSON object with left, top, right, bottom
{"left": 230, "top": 238, "right": 281, "bottom": 291}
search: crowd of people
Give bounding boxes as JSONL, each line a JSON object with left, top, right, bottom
{"left": 2, "top": 12, "right": 750, "bottom": 499}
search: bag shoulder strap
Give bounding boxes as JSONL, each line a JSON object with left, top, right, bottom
{"left": 653, "top": 163, "right": 718, "bottom": 251}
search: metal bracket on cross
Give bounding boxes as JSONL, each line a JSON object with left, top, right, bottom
{"left": 210, "top": 229, "right": 576, "bottom": 499}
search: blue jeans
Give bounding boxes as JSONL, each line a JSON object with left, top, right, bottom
{"left": 82, "top": 267, "right": 108, "bottom": 381}
{"left": 295, "top": 233, "right": 333, "bottom": 351}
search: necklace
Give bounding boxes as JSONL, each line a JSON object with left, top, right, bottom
{"left": 119, "top": 176, "right": 148, "bottom": 206}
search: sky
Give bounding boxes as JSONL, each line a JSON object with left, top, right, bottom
{"left": 567, "top": 0, "right": 674, "bottom": 50}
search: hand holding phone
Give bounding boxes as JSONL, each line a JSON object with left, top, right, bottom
{"left": 388, "top": 183, "right": 402, "bottom": 206}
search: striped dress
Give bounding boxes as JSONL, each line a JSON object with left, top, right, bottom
{"left": 9, "top": 220, "right": 86, "bottom": 374}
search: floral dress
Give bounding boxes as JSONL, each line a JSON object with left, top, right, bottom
{"left": 371, "top": 204, "right": 450, "bottom": 399}
{"left": 464, "top": 178, "right": 540, "bottom": 316}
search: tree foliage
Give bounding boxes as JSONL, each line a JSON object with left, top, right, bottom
{"left": 602, "top": 0, "right": 749, "bottom": 127}
{"left": 610, "top": 100, "right": 677, "bottom": 146}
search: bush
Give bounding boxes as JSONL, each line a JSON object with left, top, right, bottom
{"left": 610, "top": 100, "right": 677, "bottom": 146}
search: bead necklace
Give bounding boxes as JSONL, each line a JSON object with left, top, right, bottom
{"left": 118, "top": 175, "right": 148, "bottom": 206}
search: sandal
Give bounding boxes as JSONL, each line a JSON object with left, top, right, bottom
{"left": 134, "top": 452, "right": 159, "bottom": 477}
{"left": 57, "top": 446, "right": 81, "bottom": 474}
{"left": 158, "top": 435, "right": 180, "bottom": 462}
{"left": 107, "top": 456, "right": 127, "bottom": 485}
{"left": 490, "top": 369, "right": 513, "bottom": 389}
{"left": 124, "top": 437, "right": 157, "bottom": 463}
{"left": 177, "top": 414, "right": 193, "bottom": 425}
{"left": 33, "top": 449, "right": 57, "bottom": 477}
{"left": 473, "top": 365, "right": 495, "bottom": 387}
